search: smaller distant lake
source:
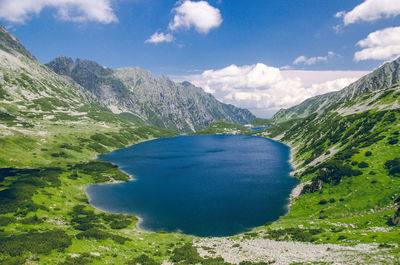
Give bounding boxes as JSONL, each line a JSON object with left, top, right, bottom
{"left": 251, "top": 126, "right": 270, "bottom": 131}
{"left": 86, "top": 135, "right": 297, "bottom": 237}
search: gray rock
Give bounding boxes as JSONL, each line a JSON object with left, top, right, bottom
{"left": 46, "top": 57, "right": 255, "bottom": 132}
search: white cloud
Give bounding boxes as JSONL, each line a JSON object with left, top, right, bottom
{"left": 145, "top": 32, "right": 174, "bottom": 44}
{"left": 169, "top": 0, "right": 223, "bottom": 34}
{"left": 354, "top": 26, "right": 400, "bottom": 61}
{"left": 336, "top": 0, "right": 400, "bottom": 26}
{"left": 0, "top": 0, "right": 117, "bottom": 24}
{"left": 146, "top": 0, "right": 222, "bottom": 45}
{"left": 174, "top": 64, "right": 369, "bottom": 117}
{"left": 293, "top": 51, "right": 335, "bottom": 65}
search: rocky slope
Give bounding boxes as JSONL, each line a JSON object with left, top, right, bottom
{"left": 0, "top": 24, "right": 177, "bottom": 167}
{"left": 272, "top": 57, "right": 400, "bottom": 123}
{"left": 46, "top": 57, "right": 255, "bottom": 132}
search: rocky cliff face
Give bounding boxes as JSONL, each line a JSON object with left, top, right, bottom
{"left": 46, "top": 57, "right": 255, "bottom": 132}
{"left": 272, "top": 57, "right": 400, "bottom": 123}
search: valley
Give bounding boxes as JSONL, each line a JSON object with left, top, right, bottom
{"left": 0, "top": 22, "right": 399, "bottom": 265}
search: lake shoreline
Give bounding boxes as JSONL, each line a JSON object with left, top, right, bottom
{"left": 85, "top": 135, "right": 293, "bottom": 237}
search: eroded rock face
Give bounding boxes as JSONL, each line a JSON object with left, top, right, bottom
{"left": 46, "top": 57, "right": 255, "bottom": 132}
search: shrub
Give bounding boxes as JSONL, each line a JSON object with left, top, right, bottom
{"left": 358, "top": 162, "right": 369, "bottom": 168}
{"left": 0, "top": 167, "right": 62, "bottom": 214}
{"left": 0, "top": 230, "right": 72, "bottom": 256}
{"left": 20, "top": 215, "right": 42, "bottom": 224}
{"left": 0, "top": 216, "right": 16, "bottom": 226}
{"left": 87, "top": 143, "right": 108, "bottom": 154}
{"left": 384, "top": 158, "right": 400, "bottom": 177}
{"left": 301, "top": 179, "right": 322, "bottom": 194}
{"left": 365, "top": 151, "right": 372, "bottom": 157}
{"left": 0, "top": 256, "right": 26, "bottom": 265}
{"left": 315, "top": 160, "right": 354, "bottom": 185}
{"left": 352, "top": 169, "right": 362, "bottom": 176}
{"left": 109, "top": 219, "right": 133, "bottom": 229}
{"left": 61, "top": 253, "right": 94, "bottom": 265}
{"left": 73, "top": 161, "right": 130, "bottom": 183}
{"left": 67, "top": 172, "right": 79, "bottom": 180}
{"left": 318, "top": 199, "right": 328, "bottom": 205}
{"left": 171, "top": 243, "right": 229, "bottom": 264}
{"left": 127, "top": 254, "right": 159, "bottom": 265}
{"left": 76, "top": 229, "right": 130, "bottom": 244}
{"left": 264, "top": 228, "right": 323, "bottom": 242}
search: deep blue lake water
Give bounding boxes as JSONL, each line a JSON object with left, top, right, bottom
{"left": 86, "top": 135, "right": 298, "bottom": 237}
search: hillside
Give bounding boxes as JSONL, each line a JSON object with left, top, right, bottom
{"left": 0, "top": 26, "right": 179, "bottom": 168}
{"left": 46, "top": 57, "right": 255, "bottom": 132}
{"left": 1, "top": 23, "right": 400, "bottom": 264}
{"left": 252, "top": 73, "right": 400, "bottom": 246}
{"left": 193, "top": 120, "right": 250, "bottom": 135}
{"left": 272, "top": 57, "right": 400, "bottom": 123}
{"left": 193, "top": 65, "right": 400, "bottom": 263}
{"left": 0, "top": 23, "right": 201, "bottom": 265}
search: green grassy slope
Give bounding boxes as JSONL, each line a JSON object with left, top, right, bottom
{"left": 0, "top": 25, "right": 198, "bottom": 265}
{"left": 0, "top": 26, "right": 265, "bottom": 265}
{"left": 187, "top": 86, "right": 400, "bottom": 263}
{"left": 250, "top": 84, "right": 400, "bottom": 246}
{"left": 251, "top": 118, "right": 272, "bottom": 127}
{"left": 193, "top": 120, "right": 250, "bottom": 135}
{"left": 1, "top": 22, "right": 400, "bottom": 264}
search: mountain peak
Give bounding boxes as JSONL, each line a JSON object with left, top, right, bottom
{"left": 46, "top": 56, "right": 255, "bottom": 131}
{"left": 0, "top": 23, "right": 34, "bottom": 59}
{"left": 272, "top": 56, "right": 400, "bottom": 123}
{"left": 45, "top": 56, "right": 74, "bottom": 75}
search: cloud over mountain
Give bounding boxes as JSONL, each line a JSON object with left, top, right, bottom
{"left": 177, "top": 64, "right": 368, "bottom": 117}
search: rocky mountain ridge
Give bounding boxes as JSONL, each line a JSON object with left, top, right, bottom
{"left": 46, "top": 56, "right": 255, "bottom": 132}
{"left": 272, "top": 57, "right": 400, "bottom": 123}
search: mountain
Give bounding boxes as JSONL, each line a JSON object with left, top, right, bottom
{"left": 195, "top": 73, "right": 400, "bottom": 257}
{"left": 46, "top": 57, "right": 255, "bottom": 132}
{"left": 272, "top": 57, "right": 400, "bottom": 123}
{"left": 0, "top": 24, "right": 177, "bottom": 167}
{"left": 249, "top": 58, "right": 400, "bottom": 248}
{"left": 1, "top": 24, "right": 399, "bottom": 264}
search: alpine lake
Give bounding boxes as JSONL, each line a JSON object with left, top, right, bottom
{"left": 86, "top": 135, "right": 298, "bottom": 237}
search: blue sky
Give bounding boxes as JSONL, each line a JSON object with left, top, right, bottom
{"left": 1, "top": 0, "right": 400, "bottom": 117}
